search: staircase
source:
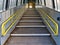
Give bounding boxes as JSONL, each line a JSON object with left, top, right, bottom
{"left": 5, "top": 8, "right": 55, "bottom": 45}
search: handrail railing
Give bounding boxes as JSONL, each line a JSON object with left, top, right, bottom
{"left": 2, "top": 6, "right": 26, "bottom": 36}
{"left": 39, "top": 9, "right": 58, "bottom": 35}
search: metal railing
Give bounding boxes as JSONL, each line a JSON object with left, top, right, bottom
{"left": 2, "top": 6, "right": 26, "bottom": 36}
{"left": 40, "top": 9, "right": 58, "bottom": 35}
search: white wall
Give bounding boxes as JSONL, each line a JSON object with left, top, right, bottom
{"left": 56, "top": 0, "right": 60, "bottom": 12}
{"left": 2, "top": 10, "right": 10, "bottom": 23}
{"left": 45, "top": 0, "right": 60, "bottom": 12}
{"left": 54, "top": 0, "right": 58, "bottom": 11}
{"left": 41, "top": 0, "right": 44, "bottom": 6}
{"left": 9, "top": 0, "right": 16, "bottom": 8}
{"left": 52, "top": 0, "right": 60, "bottom": 12}
{"left": 0, "top": 13, "right": 2, "bottom": 24}
{"left": 39, "top": 0, "right": 42, "bottom": 5}
{"left": 46, "top": 0, "right": 53, "bottom": 9}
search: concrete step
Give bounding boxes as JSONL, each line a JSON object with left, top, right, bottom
{"left": 11, "top": 27, "right": 50, "bottom": 34}
{"left": 16, "top": 25, "right": 46, "bottom": 28}
{"left": 20, "top": 20, "right": 43, "bottom": 23}
{"left": 23, "top": 10, "right": 40, "bottom": 15}
{"left": 4, "top": 8, "right": 55, "bottom": 45}
{"left": 11, "top": 34, "right": 50, "bottom": 37}
{"left": 17, "top": 22, "right": 45, "bottom": 26}
{"left": 23, "top": 15, "right": 40, "bottom": 17}
{"left": 23, "top": 12, "right": 39, "bottom": 14}
{"left": 21, "top": 17, "right": 42, "bottom": 20}
{"left": 5, "top": 37, "right": 55, "bottom": 45}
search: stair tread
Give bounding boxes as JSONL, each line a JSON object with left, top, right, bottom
{"left": 17, "top": 22, "right": 45, "bottom": 26}
{"left": 21, "top": 17, "right": 42, "bottom": 20}
{"left": 20, "top": 20, "right": 43, "bottom": 22}
{"left": 12, "top": 27, "right": 49, "bottom": 34}
{"left": 16, "top": 25, "right": 46, "bottom": 27}
{"left": 23, "top": 13, "right": 39, "bottom": 15}
{"left": 23, "top": 9, "right": 40, "bottom": 15}
{"left": 23, "top": 15, "right": 40, "bottom": 16}
{"left": 11, "top": 34, "right": 50, "bottom": 36}
{"left": 5, "top": 9, "right": 55, "bottom": 45}
{"left": 23, "top": 14, "right": 40, "bottom": 15}
{"left": 5, "top": 37, "right": 55, "bottom": 45}
{"left": 22, "top": 17, "right": 41, "bottom": 18}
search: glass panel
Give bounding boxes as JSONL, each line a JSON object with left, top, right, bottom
{"left": 13, "top": 0, "right": 16, "bottom": 7}
{"left": 18, "top": 0, "right": 21, "bottom": 6}
{"left": 0, "top": 0, "right": 3, "bottom": 11}
{"left": 9, "top": 0, "right": 16, "bottom": 8}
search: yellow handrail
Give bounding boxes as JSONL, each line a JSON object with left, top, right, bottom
{"left": 2, "top": 10, "right": 18, "bottom": 36}
{"left": 40, "top": 9, "right": 58, "bottom": 35}
{"left": 2, "top": 7, "right": 25, "bottom": 36}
